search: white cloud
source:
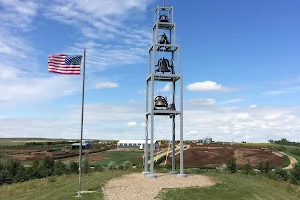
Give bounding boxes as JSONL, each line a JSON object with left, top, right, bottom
{"left": 186, "top": 81, "right": 228, "bottom": 92}
{"left": 219, "top": 98, "right": 243, "bottom": 105}
{"left": 185, "top": 98, "right": 215, "bottom": 106}
{"left": 264, "top": 114, "right": 280, "bottom": 120}
{"left": 1, "top": 103, "right": 300, "bottom": 142}
{"left": 0, "top": 71, "right": 80, "bottom": 108}
{"left": 262, "top": 86, "right": 300, "bottom": 95}
{"left": 159, "top": 83, "right": 172, "bottom": 92}
{"left": 127, "top": 121, "right": 137, "bottom": 126}
{"left": 250, "top": 104, "right": 257, "bottom": 108}
{"left": 0, "top": 0, "right": 38, "bottom": 29}
{"left": 94, "top": 81, "right": 118, "bottom": 89}
{"left": 41, "top": 0, "right": 153, "bottom": 72}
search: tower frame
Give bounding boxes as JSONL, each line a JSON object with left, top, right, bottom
{"left": 143, "top": 4, "right": 186, "bottom": 178}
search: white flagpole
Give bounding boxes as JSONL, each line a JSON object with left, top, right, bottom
{"left": 77, "top": 48, "right": 86, "bottom": 197}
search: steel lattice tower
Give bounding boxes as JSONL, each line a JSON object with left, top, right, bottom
{"left": 143, "top": 1, "right": 186, "bottom": 178}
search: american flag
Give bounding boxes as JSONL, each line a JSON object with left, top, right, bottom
{"left": 48, "top": 54, "right": 82, "bottom": 74}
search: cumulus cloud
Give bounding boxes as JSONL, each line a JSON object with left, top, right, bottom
{"left": 2, "top": 103, "right": 300, "bottom": 142}
{"left": 185, "top": 98, "right": 215, "bottom": 106}
{"left": 186, "top": 81, "right": 228, "bottom": 92}
{"left": 159, "top": 83, "right": 172, "bottom": 92}
{"left": 42, "top": 0, "right": 154, "bottom": 72}
{"left": 0, "top": 0, "right": 38, "bottom": 29}
{"left": 127, "top": 121, "right": 137, "bottom": 126}
{"left": 250, "top": 104, "right": 258, "bottom": 108}
{"left": 94, "top": 81, "right": 118, "bottom": 89}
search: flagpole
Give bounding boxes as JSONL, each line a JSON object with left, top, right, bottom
{"left": 77, "top": 48, "right": 86, "bottom": 197}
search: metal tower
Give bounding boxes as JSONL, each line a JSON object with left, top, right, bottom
{"left": 143, "top": 1, "right": 186, "bottom": 178}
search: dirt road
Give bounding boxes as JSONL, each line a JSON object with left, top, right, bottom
{"left": 280, "top": 151, "right": 298, "bottom": 169}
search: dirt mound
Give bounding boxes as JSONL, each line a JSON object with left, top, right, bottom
{"left": 167, "top": 146, "right": 285, "bottom": 168}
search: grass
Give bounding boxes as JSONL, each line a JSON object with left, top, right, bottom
{"left": 1, "top": 170, "right": 300, "bottom": 200}
{"left": 94, "top": 150, "right": 144, "bottom": 166}
{"left": 282, "top": 146, "right": 300, "bottom": 162}
{"left": 159, "top": 172, "right": 300, "bottom": 200}
{"left": 0, "top": 170, "right": 130, "bottom": 200}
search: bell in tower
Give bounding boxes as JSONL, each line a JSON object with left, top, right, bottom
{"left": 159, "top": 15, "right": 169, "bottom": 23}
{"left": 154, "top": 95, "right": 168, "bottom": 110}
{"left": 155, "top": 57, "right": 171, "bottom": 73}
{"left": 157, "top": 33, "right": 171, "bottom": 51}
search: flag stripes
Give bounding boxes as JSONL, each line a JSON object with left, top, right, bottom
{"left": 48, "top": 54, "right": 82, "bottom": 75}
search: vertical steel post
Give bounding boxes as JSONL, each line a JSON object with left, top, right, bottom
{"left": 169, "top": 77, "right": 177, "bottom": 174}
{"left": 77, "top": 48, "right": 86, "bottom": 197}
{"left": 148, "top": 73, "right": 156, "bottom": 178}
{"left": 177, "top": 74, "right": 186, "bottom": 177}
{"left": 143, "top": 79, "right": 149, "bottom": 174}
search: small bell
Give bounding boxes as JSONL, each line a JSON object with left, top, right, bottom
{"left": 168, "top": 103, "right": 176, "bottom": 118}
{"left": 158, "top": 33, "right": 170, "bottom": 45}
{"left": 154, "top": 96, "right": 168, "bottom": 110}
{"left": 157, "top": 33, "right": 170, "bottom": 51}
{"left": 169, "top": 103, "right": 176, "bottom": 110}
{"left": 155, "top": 57, "right": 170, "bottom": 73}
{"left": 159, "top": 15, "right": 169, "bottom": 23}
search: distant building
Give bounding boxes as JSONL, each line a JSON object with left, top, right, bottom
{"left": 71, "top": 143, "right": 91, "bottom": 149}
{"left": 82, "top": 140, "right": 93, "bottom": 144}
{"left": 197, "top": 137, "right": 213, "bottom": 145}
{"left": 117, "top": 140, "right": 159, "bottom": 149}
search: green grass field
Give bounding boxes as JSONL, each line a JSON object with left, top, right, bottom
{"left": 94, "top": 150, "right": 144, "bottom": 166}
{"left": 282, "top": 146, "right": 300, "bottom": 162}
{"left": 160, "top": 172, "right": 300, "bottom": 200}
{"left": 1, "top": 170, "right": 300, "bottom": 200}
{"left": 0, "top": 171, "right": 129, "bottom": 200}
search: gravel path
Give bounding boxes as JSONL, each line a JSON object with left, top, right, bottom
{"left": 103, "top": 173, "right": 215, "bottom": 200}
{"left": 280, "top": 151, "right": 298, "bottom": 169}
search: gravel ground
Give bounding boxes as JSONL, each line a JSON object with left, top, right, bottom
{"left": 103, "top": 173, "right": 215, "bottom": 200}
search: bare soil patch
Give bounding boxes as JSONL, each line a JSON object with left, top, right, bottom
{"left": 104, "top": 173, "right": 215, "bottom": 200}
{"left": 167, "top": 145, "right": 285, "bottom": 168}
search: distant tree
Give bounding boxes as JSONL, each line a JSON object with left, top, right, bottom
{"left": 13, "top": 165, "right": 29, "bottom": 183}
{"left": 54, "top": 160, "right": 67, "bottom": 176}
{"left": 0, "top": 169, "right": 13, "bottom": 184}
{"left": 6, "top": 160, "right": 22, "bottom": 177}
{"left": 258, "top": 162, "right": 270, "bottom": 173}
{"left": 39, "top": 157, "right": 55, "bottom": 177}
{"left": 82, "top": 159, "right": 90, "bottom": 174}
{"left": 226, "top": 160, "right": 237, "bottom": 173}
{"left": 69, "top": 161, "right": 79, "bottom": 174}
{"left": 274, "top": 168, "right": 289, "bottom": 182}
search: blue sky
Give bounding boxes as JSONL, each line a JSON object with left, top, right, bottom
{"left": 0, "top": 0, "right": 300, "bottom": 142}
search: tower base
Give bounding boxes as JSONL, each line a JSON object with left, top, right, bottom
{"left": 147, "top": 173, "right": 157, "bottom": 178}
{"left": 142, "top": 171, "right": 150, "bottom": 175}
{"left": 177, "top": 174, "right": 187, "bottom": 178}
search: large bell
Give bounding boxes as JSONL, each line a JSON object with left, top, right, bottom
{"left": 159, "top": 15, "right": 169, "bottom": 23}
{"left": 154, "top": 96, "right": 168, "bottom": 109}
{"left": 155, "top": 57, "right": 170, "bottom": 73}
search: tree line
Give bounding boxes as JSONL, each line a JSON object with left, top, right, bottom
{"left": 269, "top": 138, "right": 300, "bottom": 148}
{"left": 0, "top": 157, "right": 134, "bottom": 185}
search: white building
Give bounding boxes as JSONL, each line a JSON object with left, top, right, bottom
{"left": 117, "top": 140, "right": 159, "bottom": 149}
